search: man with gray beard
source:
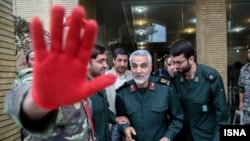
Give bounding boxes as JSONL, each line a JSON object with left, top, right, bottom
{"left": 115, "top": 49, "right": 183, "bottom": 141}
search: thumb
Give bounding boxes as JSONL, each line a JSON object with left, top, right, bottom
{"left": 83, "top": 74, "right": 116, "bottom": 95}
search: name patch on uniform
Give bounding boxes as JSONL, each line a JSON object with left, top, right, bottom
{"left": 220, "top": 125, "right": 250, "bottom": 141}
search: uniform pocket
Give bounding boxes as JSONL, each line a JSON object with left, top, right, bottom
{"left": 126, "top": 105, "right": 138, "bottom": 115}
{"left": 149, "top": 104, "right": 169, "bottom": 124}
{"left": 151, "top": 104, "right": 168, "bottom": 113}
{"left": 193, "top": 97, "right": 208, "bottom": 104}
{"left": 192, "top": 97, "right": 209, "bottom": 114}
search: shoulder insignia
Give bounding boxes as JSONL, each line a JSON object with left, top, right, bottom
{"left": 207, "top": 74, "right": 216, "bottom": 82}
{"left": 194, "top": 76, "right": 199, "bottom": 82}
{"left": 149, "top": 82, "right": 155, "bottom": 90}
{"left": 180, "top": 76, "right": 184, "bottom": 82}
{"left": 130, "top": 84, "right": 136, "bottom": 92}
{"left": 160, "top": 78, "right": 170, "bottom": 86}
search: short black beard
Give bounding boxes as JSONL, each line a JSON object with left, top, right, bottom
{"left": 178, "top": 61, "right": 191, "bottom": 74}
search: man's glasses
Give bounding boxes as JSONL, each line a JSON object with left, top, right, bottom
{"left": 172, "top": 59, "right": 187, "bottom": 66}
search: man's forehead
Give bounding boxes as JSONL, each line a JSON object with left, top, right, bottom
{"left": 96, "top": 53, "right": 107, "bottom": 59}
{"left": 116, "top": 54, "right": 128, "bottom": 59}
{"left": 131, "top": 58, "right": 149, "bottom": 65}
{"left": 132, "top": 61, "right": 148, "bottom": 64}
{"left": 172, "top": 54, "right": 185, "bottom": 59}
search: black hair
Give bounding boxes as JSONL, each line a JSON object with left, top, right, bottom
{"left": 170, "top": 39, "right": 194, "bottom": 59}
{"left": 91, "top": 44, "right": 106, "bottom": 59}
{"left": 26, "top": 50, "right": 33, "bottom": 64}
{"left": 113, "top": 47, "right": 128, "bottom": 59}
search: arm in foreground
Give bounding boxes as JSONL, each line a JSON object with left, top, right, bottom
{"left": 5, "top": 4, "right": 115, "bottom": 136}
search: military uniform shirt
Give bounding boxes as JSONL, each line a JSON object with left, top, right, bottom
{"left": 173, "top": 64, "right": 231, "bottom": 141}
{"left": 116, "top": 75, "right": 183, "bottom": 141}
{"left": 89, "top": 90, "right": 116, "bottom": 141}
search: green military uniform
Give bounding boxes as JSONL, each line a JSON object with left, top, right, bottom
{"left": 115, "top": 75, "right": 183, "bottom": 141}
{"left": 89, "top": 90, "right": 116, "bottom": 141}
{"left": 173, "top": 64, "right": 231, "bottom": 141}
{"left": 4, "top": 68, "right": 94, "bottom": 141}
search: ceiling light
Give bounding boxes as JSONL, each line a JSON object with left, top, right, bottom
{"left": 137, "top": 7, "right": 144, "bottom": 13}
{"left": 139, "top": 21, "right": 143, "bottom": 25}
{"left": 184, "top": 28, "right": 195, "bottom": 34}
{"left": 190, "top": 18, "right": 196, "bottom": 23}
{"left": 247, "top": 18, "right": 250, "bottom": 23}
{"left": 136, "top": 20, "right": 145, "bottom": 26}
{"left": 139, "top": 30, "right": 144, "bottom": 35}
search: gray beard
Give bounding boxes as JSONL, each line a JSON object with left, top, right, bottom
{"left": 133, "top": 73, "right": 150, "bottom": 85}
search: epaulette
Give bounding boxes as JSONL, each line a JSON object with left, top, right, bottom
{"left": 201, "top": 70, "right": 217, "bottom": 82}
{"left": 159, "top": 78, "right": 171, "bottom": 86}
{"left": 207, "top": 73, "right": 216, "bottom": 82}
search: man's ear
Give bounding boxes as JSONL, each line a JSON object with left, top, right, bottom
{"left": 149, "top": 63, "right": 153, "bottom": 72}
{"left": 87, "top": 61, "right": 91, "bottom": 69}
{"left": 189, "top": 56, "right": 195, "bottom": 64}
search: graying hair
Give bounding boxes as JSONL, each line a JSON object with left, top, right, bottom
{"left": 129, "top": 49, "right": 152, "bottom": 65}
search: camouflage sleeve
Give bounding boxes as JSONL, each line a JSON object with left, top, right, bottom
{"left": 238, "top": 67, "right": 246, "bottom": 93}
{"left": 4, "top": 69, "right": 58, "bottom": 137}
{"left": 4, "top": 83, "right": 31, "bottom": 127}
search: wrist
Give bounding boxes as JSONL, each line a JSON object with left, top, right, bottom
{"left": 22, "top": 90, "right": 51, "bottom": 120}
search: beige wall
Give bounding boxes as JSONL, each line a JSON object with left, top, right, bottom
{"left": 13, "top": 0, "right": 78, "bottom": 71}
{"left": 13, "top": 0, "right": 78, "bottom": 32}
{"left": 196, "top": 0, "right": 228, "bottom": 96}
{"left": 0, "top": 0, "right": 20, "bottom": 140}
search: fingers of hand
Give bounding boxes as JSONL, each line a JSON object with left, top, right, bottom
{"left": 131, "top": 128, "right": 136, "bottom": 135}
{"left": 64, "top": 6, "right": 86, "bottom": 56}
{"left": 30, "top": 18, "right": 46, "bottom": 62}
{"left": 77, "top": 20, "right": 98, "bottom": 64}
{"left": 81, "top": 74, "right": 116, "bottom": 98}
{"left": 50, "top": 5, "right": 65, "bottom": 53}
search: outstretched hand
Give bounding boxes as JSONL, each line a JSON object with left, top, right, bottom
{"left": 30, "top": 5, "right": 116, "bottom": 110}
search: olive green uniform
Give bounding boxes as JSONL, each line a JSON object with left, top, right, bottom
{"left": 173, "top": 64, "right": 231, "bottom": 141}
{"left": 89, "top": 90, "right": 116, "bottom": 141}
{"left": 116, "top": 75, "right": 183, "bottom": 141}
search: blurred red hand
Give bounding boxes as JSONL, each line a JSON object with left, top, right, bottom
{"left": 30, "top": 5, "right": 116, "bottom": 110}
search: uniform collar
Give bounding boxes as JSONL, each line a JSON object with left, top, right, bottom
{"left": 129, "top": 76, "right": 156, "bottom": 93}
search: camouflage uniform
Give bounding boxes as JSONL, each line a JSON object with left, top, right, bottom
{"left": 4, "top": 68, "right": 94, "bottom": 141}
{"left": 238, "top": 63, "right": 250, "bottom": 124}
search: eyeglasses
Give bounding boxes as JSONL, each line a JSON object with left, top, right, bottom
{"left": 172, "top": 59, "right": 187, "bottom": 66}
